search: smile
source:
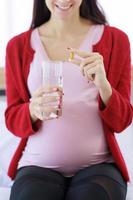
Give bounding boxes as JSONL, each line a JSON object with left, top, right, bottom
{"left": 55, "top": 4, "right": 73, "bottom": 11}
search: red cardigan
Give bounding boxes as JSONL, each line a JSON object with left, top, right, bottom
{"left": 5, "top": 25, "right": 133, "bottom": 181}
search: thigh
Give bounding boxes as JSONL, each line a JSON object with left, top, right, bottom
{"left": 65, "top": 163, "right": 127, "bottom": 200}
{"left": 10, "top": 166, "right": 67, "bottom": 200}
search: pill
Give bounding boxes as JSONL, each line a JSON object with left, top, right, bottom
{"left": 69, "top": 52, "right": 74, "bottom": 60}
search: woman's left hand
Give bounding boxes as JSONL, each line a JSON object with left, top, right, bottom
{"left": 67, "top": 48, "right": 107, "bottom": 89}
{"left": 67, "top": 48, "right": 112, "bottom": 105}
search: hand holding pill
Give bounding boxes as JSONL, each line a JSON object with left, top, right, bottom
{"left": 66, "top": 47, "right": 107, "bottom": 88}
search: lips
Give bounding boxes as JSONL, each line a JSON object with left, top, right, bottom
{"left": 55, "top": 3, "right": 73, "bottom": 10}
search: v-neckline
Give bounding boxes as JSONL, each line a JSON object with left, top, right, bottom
{"left": 35, "top": 25, "right": 96, "bottom": 62}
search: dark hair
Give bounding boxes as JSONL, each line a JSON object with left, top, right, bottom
{"left": 31, "top": 0, "right": 108, "bottom": 29}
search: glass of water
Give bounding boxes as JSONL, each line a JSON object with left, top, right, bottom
{"left": 42, "top": 60, "right": 63, "bottom": 119}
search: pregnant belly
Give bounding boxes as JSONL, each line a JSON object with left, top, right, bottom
{"left": 20, "top": 100, "right": 112, "bottom": 175}
{"left": 22, "top": 119, "right": 111, "bottom": 173}
{"left": 21, "top": 136, "right": 112, "bottom": 176}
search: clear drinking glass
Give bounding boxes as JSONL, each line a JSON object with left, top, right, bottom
{"left": 42, "top": 60, "right": 63, "bottom": 119}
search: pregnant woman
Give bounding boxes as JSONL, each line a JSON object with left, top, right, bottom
{"left": 5, "top": 0, "right": 133, "bottom": 199}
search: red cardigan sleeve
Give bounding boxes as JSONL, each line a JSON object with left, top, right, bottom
{"left": 5, "top": 35, "right": 42, "bottom": 138}
{"left": 98, "top": 30, "right": 133, "bottom": 133}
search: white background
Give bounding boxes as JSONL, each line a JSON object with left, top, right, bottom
{"left": 0, "top": 0, "right": 133, "bottom": 67}
{"left": 0, "top": 0, "right": 33, "bottom": 67}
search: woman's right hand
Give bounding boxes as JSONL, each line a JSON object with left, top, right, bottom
{"left": 29, "top": 86, "right": 63, "bottom": 123}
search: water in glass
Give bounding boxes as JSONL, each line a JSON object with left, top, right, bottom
{"left": 42, "top": 60, "right": 63, "bottom": 119}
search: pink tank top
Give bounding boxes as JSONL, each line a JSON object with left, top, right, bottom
{"left": 18, "top": 25, "right": 114, "bottom": 176}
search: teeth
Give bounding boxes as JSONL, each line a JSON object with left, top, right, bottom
{"left": 56, "top": 4, "right": 72, "bottom": 10}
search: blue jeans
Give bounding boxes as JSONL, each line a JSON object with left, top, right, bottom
{"left": 10, "top": 163, "right": 127, "bottom": 200}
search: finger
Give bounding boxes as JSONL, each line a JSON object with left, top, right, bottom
{"left": 30, "top": 96, "right": 56, "bottom": 108}
{"left": 31, "top": 96, "right": 43, "bottom": 106}
{"left": 58, "top": 100, "right": 63, "bottom": 116}
{"left": 43, "top": 99, "right": 62, "bottom": 107}
{"left": 32, "top": 86, "right": 59, "bottom": 98}
{"left": 57, "top": 86, "right": 63, "bottom": 92}
{"left": 32, "top": 86, "right": 45, "bottom": 98}
{"left": 43, "top": 107, "right": 61, "bottom": 117}
{"left": 32, "top": 92, "right": 62, "bottom": 108}
{"left": 42, "top": 91, "right": 63, "bottom": 101}
{"left": 67, "top": 47, "right": 103, "bottom": 59}
{"left": 56, "top": 87, "right": 64, "bottom": 96}
{"left": 35, "top": 95, "right": 60, "bottom": 106}
{"left": 47, "top": 86, "right": 64, "bottom": 96}
{"left": 67, "top": 47, "right": 91, "bottom": 58}
{"left": 84, "top": 66, "right": 96, "bottom": 81}
{"left": 43, "top": 86, "right": 60, "bottom": 94}
{"left": 34, "top": 105, "right": 44, "bottom": 121}
{"left": 86, "top": 74, "right": 94, "bottom": 81}
{"left": 57, "top": 109, "right": 62, "bottom": 117}
{"left": 80, "top": 55, "right": 102, "bottom": 68}
{"left": 69, "top": 53, "right": 103, "bottom": 74}
{"left": 35, "top": 105, "right": 61, "bottom": 119}
{"left": 80, "top": 56, "right": 103, "bottom": 75}
{"left": 68, "top": 57, "right": 81, "bottom": 65}
{"left": 85, "top": 66, "right": 98, "bottom": 77}
{"left": 40, "top": 102, "right": 60, "bottom": 111}
{"left": 81, "top": 60, "right": 101, "bottom": 76}
{"left": 44, "top": 95, "right": 62, "bottom": 103}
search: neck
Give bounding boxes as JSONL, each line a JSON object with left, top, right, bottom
{"left": 47, "top": 15, "right": 90, "bottom": 38}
